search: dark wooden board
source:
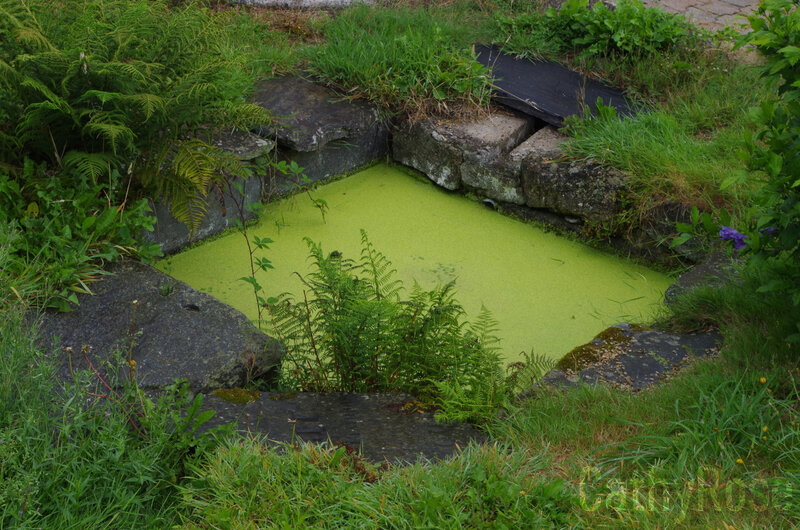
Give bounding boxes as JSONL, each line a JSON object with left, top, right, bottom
{"left": 475, "top": 45, "right": 639, "bottom": 127}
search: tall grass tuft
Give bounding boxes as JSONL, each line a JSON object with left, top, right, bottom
{"left": 179, "top": 437, "right": 575, "bottom": 527}
{"left": 309, "top": 5, "right": 492, "bottom": 117}
{"left": 0, "top": 307, "right": 225, "bottom": 527}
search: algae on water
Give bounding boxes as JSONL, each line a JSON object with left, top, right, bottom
{"left": 158, "top": 164, "right": 672, "bottom": 364}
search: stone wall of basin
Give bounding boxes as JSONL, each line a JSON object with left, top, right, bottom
{"left": 143, "top": 76, "right": 694, "bottom": 263}
{"left": 144, "top": 77, "right": 390, "bottom": 255}
{"left": 393, "top": 109, "right": 698, "bottom": 263}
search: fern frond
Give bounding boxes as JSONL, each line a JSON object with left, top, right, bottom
{"left": 15, "top": 51, "right": 70, "bottom": 82}
{"left": 77, "top": 90, "right": 123, "bottom": 106}
{"left": 503, "top": 350, "right": 555, "bottom": 397}
{"left": 159, "top": 139, "right": 224, "bottom": 234}
{"left": 169, "top": 187, "right": 209, "bottom": 236}
{"left": 186, "top": 82, "right": 220, "bottom": 100}
{"left": 359, "top": 229, "right": 401, "bottom": 301}
{"left": 468, "top": 305, "right": 501, "bottom": 354}
{"left": 18, "top": 77, "right": 71, "bottom": 116}
{"left": 62, "top": 151, "right": 115, "bottom": 184}
{"left": 171, "top": 139, "right": 217, "bottom": 192}
{"left": 118, "top": 93, "right": 165, "bottom": 121}
{"left": 81, "top": 113, "right": 136, "bottom": 154}
{"left": 205, "top": 101, "right": 272, "bottom": 130}
{"left": 0, "top": 59, "right": 20, "bottom": 88}
{"left": 93, "top": 60, "right": 151, "bottom": 85}
{"left": 13, "top": 26, "right": 55, "bottom": 52}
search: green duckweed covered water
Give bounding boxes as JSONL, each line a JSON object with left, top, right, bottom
{"left": 158, "top": 164, "right": 672, "bottom": 364}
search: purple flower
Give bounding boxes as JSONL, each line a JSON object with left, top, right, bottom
{"left": 719, "top": 226, "right": 749, "bottom": 250}
{"left": 759, "top": 226, "right": 778, "bottom": 237}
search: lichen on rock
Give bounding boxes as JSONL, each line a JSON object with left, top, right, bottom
{"left": 212, "top": 387, "right": 261, "bottom": 404}
{"left": 556, "top": 324, "right": 640, "bottom": 372}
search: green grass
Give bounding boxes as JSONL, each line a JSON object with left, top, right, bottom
{"left": 179, "top": 440, "right": 573, "bottom": 527}
{"left": 4, "top": 259, "right": 799, "bottom": 527}
{"left": 492, "top": 361, "right": 800, "bottom": 527}
{"left": 561, "top": 55, "right": 771, "bottom": 222}
{"left": 0, "top": 308, "right": 225, "bottom": 527}
{"left": 308, "top": 5, "right": 493, "bottom": 116}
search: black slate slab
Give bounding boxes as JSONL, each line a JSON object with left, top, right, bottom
{"left": 475, "top": 45, "right": 638, "bottom": 127}
{"left": 199, "top": 392, "right": 487, "bottom": 464}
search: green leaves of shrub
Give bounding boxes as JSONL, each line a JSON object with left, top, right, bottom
{"left": 495, "top": 0, "right": 699, "bottom": 60}
{"left": 702, "top": 0, "right": 800, "bottom": 341}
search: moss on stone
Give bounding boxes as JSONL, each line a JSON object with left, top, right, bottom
{"left": 269, "top": 392, "right": 298, "bottom": 401}
{"left": 556, "top": 325, "right": 641, "bottom": 372}
{"left": 212, "top": 387, "right": 261, "bottom": 404}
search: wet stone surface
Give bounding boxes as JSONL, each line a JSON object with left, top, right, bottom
{"left": 252, "top": 77, "right": 383, "bottom": 153}
{"left": 252, "top": 76, "right": 389, "bottom": 190}
{"left": 198, "top": 392, "right": 487, "bottom": 463}
{"left": 35, "top": 260, "right": 283, "bottom": 392}
{"left": 540, "top": 324, "right": 721, "bottom": 391}
{"left": 664, "top": 249, "right": 739, "bottom": 305}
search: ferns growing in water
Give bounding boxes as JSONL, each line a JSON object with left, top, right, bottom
{"left": 266, "top": 231, "right": 551, "bottom": 421}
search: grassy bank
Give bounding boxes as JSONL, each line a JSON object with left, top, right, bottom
{"left": 4, "top": 263, "right": 799, "bottom": 526}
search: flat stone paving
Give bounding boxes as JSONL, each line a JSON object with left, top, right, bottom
{"left": 541, "top": 324, "right": 722, "bottom": 391}
{"left": 199, "top": 392, "right": 487, "bottom": 463}
{"left": 643, "top": 0, "right": 758, "bottom": 30}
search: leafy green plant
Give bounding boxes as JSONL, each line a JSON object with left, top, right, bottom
{"left": 734, "top": 0, "right": 800, "bottom": 338}
{"left": 229, "top": 158, "right": 327, "bottom": 330}
{"left": 495, "top": 0, "right": 700, "bottom": 60}
{"left": 0, "top": 159, "right": 159, "bottom": 310}
{"left": 672, "top": 0, "right": 800, "bottom": 342}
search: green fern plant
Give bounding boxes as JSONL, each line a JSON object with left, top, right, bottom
{"left": 266, "top": 231, "right": 526, "bottom": 420}
{"left": 0, "top": 0, "right": 278, "bottom": 308}
{"left": 0, "top": 0, "right": 271, "bottom": 231}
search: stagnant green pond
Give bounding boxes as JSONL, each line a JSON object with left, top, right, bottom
{"left": 158, "top": 164, "right": 672, "bottom": 364}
